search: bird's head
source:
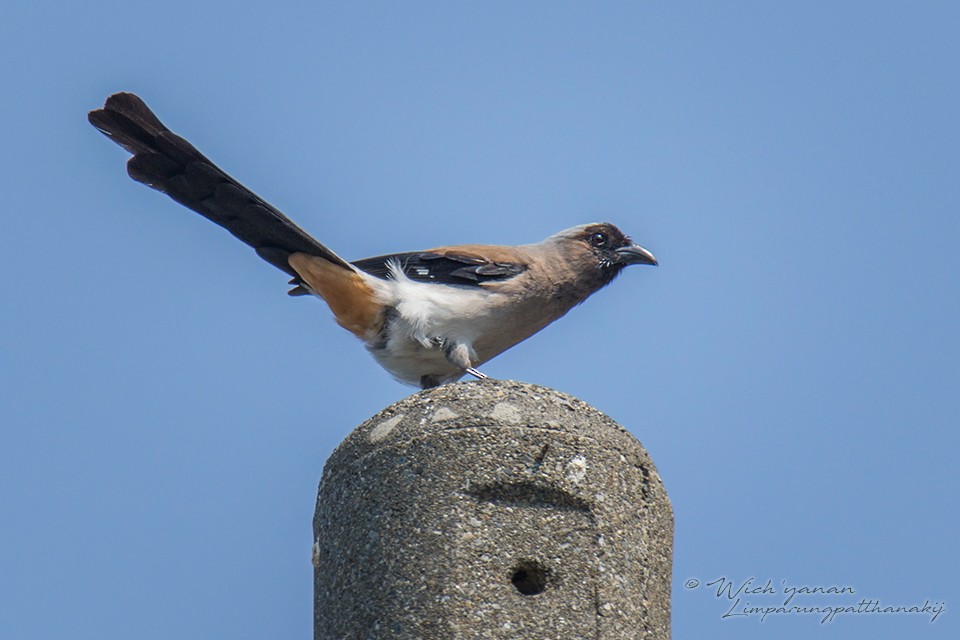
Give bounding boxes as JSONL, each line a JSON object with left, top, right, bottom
{"left": 547, "top": 222, "right": 657, "bottom": 290}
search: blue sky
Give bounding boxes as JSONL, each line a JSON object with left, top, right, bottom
{"left": 2, "top": 2, "right": 957, "bottom": 638}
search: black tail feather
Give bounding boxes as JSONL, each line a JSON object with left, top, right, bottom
{"left": 89, "top": 92, "right": 351, "bottom": 276}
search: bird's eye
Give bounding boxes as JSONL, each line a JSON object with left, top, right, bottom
{"left": 589, "top": 232, "right": 607, "bottom": 247}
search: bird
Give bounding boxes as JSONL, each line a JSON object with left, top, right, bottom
{"left": 88, "top": 92, "right": 657, "bottom": 388}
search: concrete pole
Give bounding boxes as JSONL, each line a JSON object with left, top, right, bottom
{"left": 313, "top": 380, "right": 672, "bottom": 639}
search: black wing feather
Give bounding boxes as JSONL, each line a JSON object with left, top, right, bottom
{"left": 352, "top": 251, "right": 525, "bottom": 286}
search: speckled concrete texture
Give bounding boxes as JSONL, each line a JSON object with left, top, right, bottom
{"left": 313, "top": 380, "right": 672, "bottom": 639}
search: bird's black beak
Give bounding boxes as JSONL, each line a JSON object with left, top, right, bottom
{"left": 615, "top": 244, "right": 658, "bottom": 266}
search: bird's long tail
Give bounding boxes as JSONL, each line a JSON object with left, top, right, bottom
{"left": 88, "top": 92, "right": 352, "bottom": 277}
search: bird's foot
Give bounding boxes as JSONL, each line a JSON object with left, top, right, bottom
{"left": 465, "top": 367, "right": 488, "bottom": 380}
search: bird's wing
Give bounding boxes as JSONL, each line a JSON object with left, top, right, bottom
{"left": 352, "top": 247, "right": 527, "bottom": 286}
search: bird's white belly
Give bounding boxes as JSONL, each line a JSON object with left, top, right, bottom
{"left": 365, "top": 276, "right": 518, "bottom": 385}
{"left": 366, "top": 336, "right": 458, "bottom": 386}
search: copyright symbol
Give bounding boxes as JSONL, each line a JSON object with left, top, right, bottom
{"left": 684, "top": 579, "right": 699, "bottom": 589}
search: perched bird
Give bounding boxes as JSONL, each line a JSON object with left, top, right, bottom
{"left": 89, "top": 93, "right": 657, "bottom": 388}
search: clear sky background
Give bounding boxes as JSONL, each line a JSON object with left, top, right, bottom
{"left": 2, "top": 2, "right": 957, "bottom": 639}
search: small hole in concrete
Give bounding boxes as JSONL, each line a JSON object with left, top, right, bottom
{"left": 511, "top": 560, "right": 548, "bottom": 596}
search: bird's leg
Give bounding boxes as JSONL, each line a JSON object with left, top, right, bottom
{"left": 444, "top": 341, "right": 488, "bottom": 380}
